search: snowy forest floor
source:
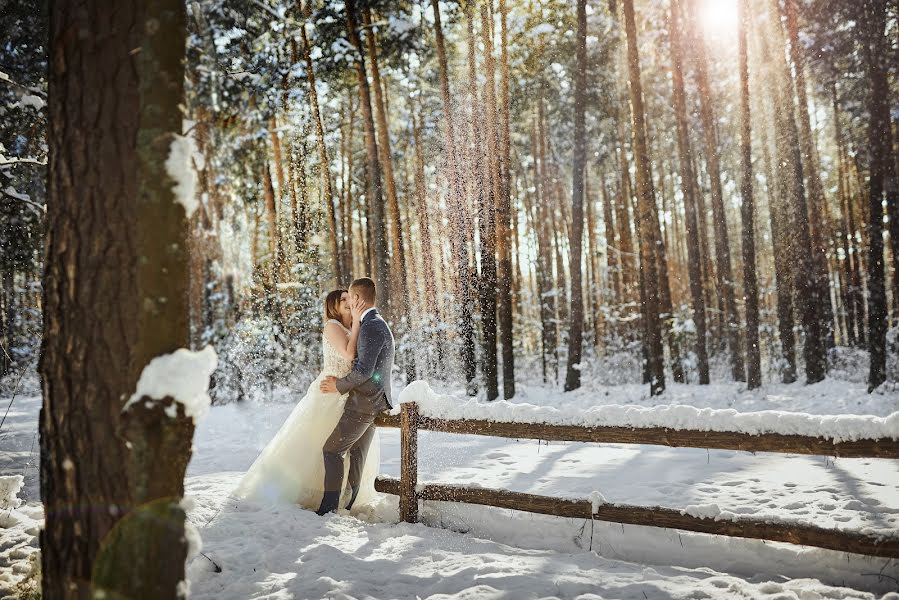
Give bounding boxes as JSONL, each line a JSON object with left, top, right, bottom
{"left": 1, "top": 372, "right": 898, "bottom": 598}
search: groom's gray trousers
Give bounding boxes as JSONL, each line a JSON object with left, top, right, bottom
{"left": 320, "top": 309, "right": 394, "bottom": 513}
{"left": 321, "top": 409, "right": 376, "bottom": 496}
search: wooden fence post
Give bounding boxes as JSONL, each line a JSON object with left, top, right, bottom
{"left": 400, "top": 401, "right": 419, "bottom": 523}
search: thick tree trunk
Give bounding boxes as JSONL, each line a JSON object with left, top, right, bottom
{"left": 669, "top": 0, "right": 710, "bottom": 384}
{"left": 564, "top": 0, "right": 587, "bottom": 392}
{"left": 497, "top": 0, "right": 515, "bottom": 399}
{"left": 622, "top": 0, "right": 665, "bottom": 395}
{"left": 345, "top": 0, "right": 390, "bottom": 310}
{"left": 688, "top": 0, "right": 744, "bottom": 382}
{"left": 431, "top": 0, "right": 477, "bottom": 394}
{"left": 41, "top": 0, "right": 197, "bottom": 597}
{"left": 738, "top": 0, "right": 761, "bottom": 389}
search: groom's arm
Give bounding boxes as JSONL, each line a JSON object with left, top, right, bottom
{"left": 335, "top": 323, "right": 382, "bottom": 395}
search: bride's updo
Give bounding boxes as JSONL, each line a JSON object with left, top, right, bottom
{"left": 324, "top": 289, "right": 347, "bottom": 322}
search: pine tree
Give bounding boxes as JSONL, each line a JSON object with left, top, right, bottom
{"left": 41, "top": 0, "right": 200, "bottom": 596}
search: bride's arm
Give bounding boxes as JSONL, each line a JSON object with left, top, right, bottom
{"left": 324, "top": 322, "right": 356, "bottom": 360}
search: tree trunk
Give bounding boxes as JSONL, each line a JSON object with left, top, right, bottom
{"left": 755, "top": 23, "right": 798, "bottom": 383}
{"left": 860, "top": 0, "right": 890, "bottom": 390}
{"left": 41, "top": 0, "right": 198, "bottom": 597}
{"left": 564, "top": 0, "right": 587, "bottom": 392}
{"left": 342, "top": 99, "right": 356, "bottom": 280}
{"left": 783, "top": 0, "right": 836, "bottom": 348}
{"left": 431, "top": 0, "right": 477, "bottom": 394}
{"left": 362, "top": 8, "right": 410, "bottom": 325}
{"left": 602, "top": 181, "right": 621, "bottom": 308}
{"left": 345, "top": 0, "right": 390, "bottom": 310}
{"left": 263, "top": 162, "right": 280, "bottom": 288}
{"left": 475, "top": 3, "right": 499, "bottom": 401}
{"left": 362, "top": 7, "right": 413, "bottom": 378}
{"left": 766, "top": 0, "right": 827, "bottom": 383}
{"left": 0, "top": 268, "right": 13, "bottom": 377}
{"left": 622, "top": 0, "right": 665, "bottom": 395}
{"left": 533, "top": 111, "right": 557, "bottom": 383}
{"left": 833, "top": 85, "right": 856, "bottom": 345}
{"left": 411, "top": 103, "right": 443, "bottom": 371}
{"left": 738, "top": 0, "right": 761, "bottom": 389}
{"left": 688, "top": 0, "right": 744, "bottom": 382}
{"left": 497, "top": 0, "right": 515, "bottom": 399}
{"left": 301, "top": 18, "right": 342, "bottom": 284}
{"left": 669, "top": 0, "right": 710, "bottom": 384}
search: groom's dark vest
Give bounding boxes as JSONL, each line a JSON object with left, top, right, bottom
{"left": 335, "top": 308, "right": 394, "bottom": 414}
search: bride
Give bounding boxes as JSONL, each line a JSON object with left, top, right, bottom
{"left": 234, "top": 289, "right": 381, "bottom": 511}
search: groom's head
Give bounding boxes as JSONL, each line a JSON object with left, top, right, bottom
{"left": 349, "top": 277, "right": 377, "bottom": 308}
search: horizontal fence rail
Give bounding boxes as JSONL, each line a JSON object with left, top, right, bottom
{"left": 375, "top": 413, "right": 899, "bottom": 459}
{"left": 375, "top": 402, "right": 899, "bottom": 559}
{"left": 374, "top": 477, "right": 899, "bottom": 559}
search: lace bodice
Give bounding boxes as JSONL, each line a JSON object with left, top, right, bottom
{"left": 322, "top": 319, "right": 354, "bottom": 378}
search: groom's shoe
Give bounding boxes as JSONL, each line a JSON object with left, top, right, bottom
{"left": 316, "top": 491, "right": 340, "bottom": 516}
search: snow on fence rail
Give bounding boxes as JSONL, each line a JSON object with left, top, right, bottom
{"left": 373, "top": 401, "right": 899, "bottom": 559}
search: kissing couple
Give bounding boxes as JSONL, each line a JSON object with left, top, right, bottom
{"left": 235, "top": 277, "right": 395, "bottom": 515}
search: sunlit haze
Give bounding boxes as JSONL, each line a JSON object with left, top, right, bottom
{"left": 700, "top": 0, "right": 739, "bottom": 38}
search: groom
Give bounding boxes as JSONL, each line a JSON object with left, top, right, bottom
{"left": 317, "top": 277, "right": 394, "bottom": 515}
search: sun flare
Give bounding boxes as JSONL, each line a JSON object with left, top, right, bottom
{"left": 700, "top": 0, "right": 740, "bottom": 37}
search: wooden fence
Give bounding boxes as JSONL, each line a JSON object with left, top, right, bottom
{"left": 374, "top": 402, "right": 899, "bottom": 559}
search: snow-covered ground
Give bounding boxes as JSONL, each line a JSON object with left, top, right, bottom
{"left": 2, "top": 375, "right": 898, "bottom": 598}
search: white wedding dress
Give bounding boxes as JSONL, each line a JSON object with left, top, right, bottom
{"left": 234, "top": 319, "right": 380, "bottom": 510}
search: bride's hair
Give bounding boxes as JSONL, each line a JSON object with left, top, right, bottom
{"left": 324, "top": 289, "right": 348, "bottom": 322}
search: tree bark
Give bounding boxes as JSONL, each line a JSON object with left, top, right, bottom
{"left": 622, "top": 0, "right": 665, "bottom": 395}
{"left": 783, "top": 0, "right": 836, "bottom": 348}
{"left": 263, "top": 162, "right": 280, "bottom": 288}
{"left": 738, "top": 0, "right": 761, "bottom": 389}
{"left": 41, "top": 0, "right": 196, "bottom": 597}
{"left": 756, "top": 24, "right": 798, "bottom": 383}
{"left": 411, "top": 103, "right": 443, "bottom": 370}
{"left": 362, "top": 8, "right": 411, "bottom": 327}
{"left": 687, "top": 0, "right": 745, "bottom": 382}
{"left": 362, "top": 7, "right": 414, "bottom": 378}
{"left": 497, "top": 0, "right": 515, "bottom": 399}
{"left": 767, "top": 0, "right": 827, "bottom": 383}
{"left": 475, "top": 3, "right": 499, "bottom": 401}
{"left": 860, "top": 0, "right": 890, "bottom": 390}
{"left": 301, "top": 18, "right": 342, "bottom": 284}
{"left": 564, "top": 0, "right": 587, "bottom": 392}
{"left": 431, "top": 0, "right": 477, "bottom": 394}
{"left": 669, "top": 0, "right": 710, "bottom": 384}
{"left": 345, "top": 0, "right": 390, "bottom": 310}
{"left": 533, "top": 111, "right": 557, "bottom": 383}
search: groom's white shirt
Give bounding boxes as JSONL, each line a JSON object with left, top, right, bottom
{"left": 360, "top": 307, "right": 377, "bottom": 322}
